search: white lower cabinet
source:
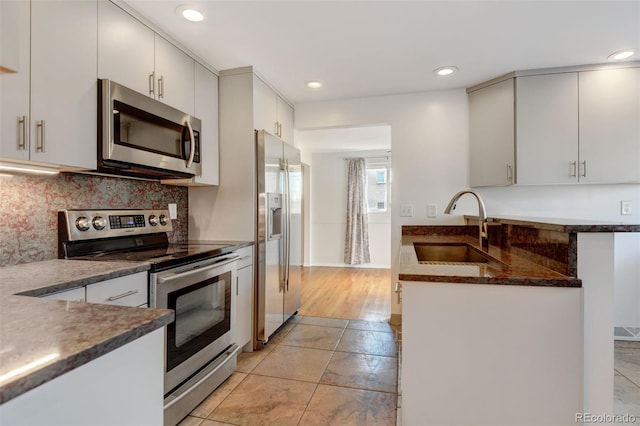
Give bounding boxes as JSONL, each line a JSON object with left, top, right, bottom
{"left": 0, "top": 328, "right": 164, "bottom": 426}
{"left": 85, "top": 272, "right": 148, "bottom": 307}
{"left": 235, "top": 246, "right": 254, "bottom": 350}
{"left": 401, "top": 281, "right": 583, "bottom": 426}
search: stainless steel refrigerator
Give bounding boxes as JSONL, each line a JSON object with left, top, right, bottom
{"left": 255, "top": 130, "right": 302, "bottom": 343}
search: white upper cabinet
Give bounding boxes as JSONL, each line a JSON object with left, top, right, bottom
{"left": 193, "top": 63, "right": 219, "bottom": 186}
{"left": 516, "top": 73, "right": 579, "bottom": 184}
{"left": 469, "top": 78, "right": 515, "bottom": 187}
{"left": 253, "top": 74, "right": 294, "bottom": 143}
{"left": 1, "top": 0, "right": 97, "bottom": 170}
{"left": 0, "top": 0, "right": 30, "bottom": 162}
{"left": 154, "top": 35, "right": 195, "bottom": 115}
{"left": 98, "top": 0, "right": 154, "bottom": 96}
{"left": 579, "top": 67, "right": 640, "bottom": 183}
{"left": 98, "top": 1, "right": 194, "bottom": 115}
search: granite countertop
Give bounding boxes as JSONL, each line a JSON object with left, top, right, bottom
{"left": 400, "top": 233, "right": 582, "bottom": 287}
{"left": 467, "top": 215, "right": 640, "bottom": 233}
{"left": 0, "top": 260, "right": 174, "bottom": 404}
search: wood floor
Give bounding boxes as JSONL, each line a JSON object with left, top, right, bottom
{"left": 298, "top": 266, "right": 391, "bottom": 322}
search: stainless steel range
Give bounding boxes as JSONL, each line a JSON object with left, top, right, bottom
{"left": 58, "top": 209, "right": 242, "bottom": 426}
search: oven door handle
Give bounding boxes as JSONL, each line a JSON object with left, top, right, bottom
{"left": 157, "top": 255, "right": 239, "bottom": 284}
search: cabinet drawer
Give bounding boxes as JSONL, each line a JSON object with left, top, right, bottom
{"left": 86, "top": 272, "right": 148, "bottom": 307}
{"left": 41, "top": 286, "right": 86, "bottom": 302}
{"left": 235, "top": 246, "right": 253, "bottom": 269}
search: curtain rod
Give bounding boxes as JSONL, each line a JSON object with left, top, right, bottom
{"left": 343, "top": 156, "right": 391, "bottom": 161}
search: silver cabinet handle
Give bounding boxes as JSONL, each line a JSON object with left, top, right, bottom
{"left": 394, "top": 282, "right": 402, "bottom": 304}
{"left": 569, "top": 161, "right": 577, "bottom": 177}
{"left": 18, "top": 116, "right": 27, "bottom": 150}
{"left": 580, "top": 161, "right": 587, "bottom": 177}
{"left": 149, "top": 72, "right": 155, "bottom": 96}
{"left": 185, "top": 120, "right": 195, "bottom": 168}
{"left": 36, "top": 120, "right": 45, "bottom": 152}
{"left": 236, "top": 276, "right": 239, "bottom": 296}
{"left": 506, "top": 164, "right": 513, "bottom": 183}
{"left": 275, "top": 121, "right": 279, "bottom": 137}
{"left": 106, "top": 289, "right": 139, "bottom": 302}
{"left": 158, "top": 75, "right": 164, "bottom": 99}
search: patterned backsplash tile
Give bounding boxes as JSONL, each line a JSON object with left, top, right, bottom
{"left": 0, "top": 173, "right": 188, "bottom": 267}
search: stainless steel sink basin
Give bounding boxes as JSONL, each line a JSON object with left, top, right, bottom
{"left": 414, "top": 242, "right": 492, "bottom": 264}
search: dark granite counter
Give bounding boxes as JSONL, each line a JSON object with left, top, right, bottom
{"left": 400, "top": 226, "right": 581, "bottom": 287}
{"left": 0, "top": 260, "right": 174, "bottom": 404}
{"left": 467, "top": 215, "right": 640, "bottom": 233}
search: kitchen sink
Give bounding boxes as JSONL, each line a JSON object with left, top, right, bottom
{"left": 413, "top": 242, "right": 493, "bottom": 264}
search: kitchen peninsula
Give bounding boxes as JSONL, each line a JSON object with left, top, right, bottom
{"left": 0, "top": 260, "right": 174, "bottom": 425}
{"left": 399, "top": 217, "right": 639, "bottom": 426}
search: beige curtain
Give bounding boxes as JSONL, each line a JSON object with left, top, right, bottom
{"left": 344, "top": 158, "right": 370, "bottom": 265}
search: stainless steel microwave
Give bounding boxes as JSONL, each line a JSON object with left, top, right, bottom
{"left": 98, "top": 79, "right": 202, "bottom": 179}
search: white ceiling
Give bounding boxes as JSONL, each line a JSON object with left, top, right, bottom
{"left": 124, "top": 0, "right": 640, "bottom": 105}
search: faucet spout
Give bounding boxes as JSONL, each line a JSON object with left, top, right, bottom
{"left": 444, "top": 190, "right": 489, "bottom": 250}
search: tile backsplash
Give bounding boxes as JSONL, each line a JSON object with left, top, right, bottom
{"left": 0, "top": 173, "right": 188, "bottom": 267}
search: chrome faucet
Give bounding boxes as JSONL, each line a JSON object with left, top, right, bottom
{"left": 444, "top": 190, "right": 489, "bottom": 250}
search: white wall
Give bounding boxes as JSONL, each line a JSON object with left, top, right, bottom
{"left": 295, "top": 88, "right": 640, "bottom": 321}
{"left": 309, "top": 150, "right": 391, "bottom": 268}
{"left": 615, "top": 233, "right": 640, "bottom": 338}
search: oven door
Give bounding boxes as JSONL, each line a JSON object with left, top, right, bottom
{"left": 150, "top": 254, "right": 238, "bottom": 394}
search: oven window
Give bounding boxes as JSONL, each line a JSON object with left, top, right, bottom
{"left": 166, "top": 271, "right": 231, "bottom": 372}
{"left": 113, "top": 100, "right": 198, "bottom": 161}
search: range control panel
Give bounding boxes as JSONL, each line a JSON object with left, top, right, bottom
{"left": 61, "top": 209, "right": 173, "bottom": 241}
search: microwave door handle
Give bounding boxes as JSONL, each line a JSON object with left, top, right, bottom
{"left": 185, "top": 120, "right": 195, "bottom": 168}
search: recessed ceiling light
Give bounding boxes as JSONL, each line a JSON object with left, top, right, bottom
{"left": 608, "top": 49, "right": 637, "bottom": 61}
{"left": 434, "top": 66, "right": 458, "bottom": 76}
{"left": 306, "top": 81, "right": 323, "bottom": 89}
{"left": 176, "top": 5, "right": 205, "bottom": 22}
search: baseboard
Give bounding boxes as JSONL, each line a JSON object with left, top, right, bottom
{"left": 390, "top": 313, "right": 402, "bottom": 326}
{"left": 309, "top": 262, "right": 391, "bottom": 269}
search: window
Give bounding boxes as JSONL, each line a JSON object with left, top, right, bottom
{"left": 366, "top": 164, "right": 391, "bottom": 213}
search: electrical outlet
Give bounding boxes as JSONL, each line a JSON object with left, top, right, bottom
{"left": 400, "top": 204, "right": 413, "bottom": 217}
{"left": 620, "top": 200, "right": 632, "bottom": 216}
{"left": 168, "top": 203, "right": 178, "bottom": 220}
{"left": 427, "top": 204, "right": 437, "bottom": 218}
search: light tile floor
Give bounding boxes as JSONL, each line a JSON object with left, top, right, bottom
{"left": 180, "top": 316, "right": 398, "bottom": 426}
{"left": 614, "top": 341, "right": 640, "bottom": 418}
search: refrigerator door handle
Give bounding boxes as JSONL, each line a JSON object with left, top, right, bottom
{"left": 285, "top": 159, "right": 291, "bottom": 291}
{"left": 279, "top": 162, "right": 287, "bottom": 292}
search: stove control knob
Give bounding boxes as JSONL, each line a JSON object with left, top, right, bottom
{"left": 159, "top": 215, "right": 168, "bottom": 226}
{"left": 75, "top": 216, "right": 91, "bottom": 232}
{"left": 149, "top": 215, "right": 158, "bottom": 226}
{"left": 92, "top": 216, "right": 107, "bottom": 230}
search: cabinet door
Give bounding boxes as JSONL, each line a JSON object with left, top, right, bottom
{"left": 30, "top": 0, "right": 97, "bottom": 169}
{"left": 236, "top": 265, "right": 254, "bottom": 349}
{"left": 277, "top": 96, "right": 294, "bottom": 144}
{"left": 86, "top": 272, "right": 148, "bottom": 307}
{"left": 469, "top": 79, "right": 515, "bottom": 187}
{"left": 98, "top": 0, "right": 155, "bottom": 97}
{"left": 253, "top": 75, "right": 278, "bottom": 135}
{"left": 579, "top": 67, "right": 640, "bottom": 183}
{"left": 516, "top": 73, "right": 579, "bottom": 184}
{"left": 194, "top": 63, "right": 219, "bottom": 185}
{"left": 0, "top": 0, "right": 30, "bottom": 161}
{"left": 154, "top": 35, "right": 195, "bottom": 115}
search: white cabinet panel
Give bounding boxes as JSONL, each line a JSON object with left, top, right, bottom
{"left": 277, "top": 96, "right": 294, "bottom": 144}
{"left": 579, "top": 67, "right": 640, "bottom": 183}
{"left": 516, "top": 73, "right": 579, "bottom": 184}
{"left": 193, "top": 63, "right": 219, "bottom": 185}
{"left": 86, "top": 272, "right": 148, "bottom": 307}
{"left": 42, "top": 287, "right": 86, "bottom": 302}
{"left": 469, "top": 78, "right": 515, "bottom": 187}
{"left": 253, "top": 74, "right": 278, "bottom": 135}
{"left": 98, "top": 0, "right": 155, "bottom": 96}
{"left": 155, "top": 35, "right": 195, "bottom": 115}
{"left": 235, "top": 245, "right": 254, "bottom": 350}
{"left": 0, "top": 0, "right": 30, "bottom": 162}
